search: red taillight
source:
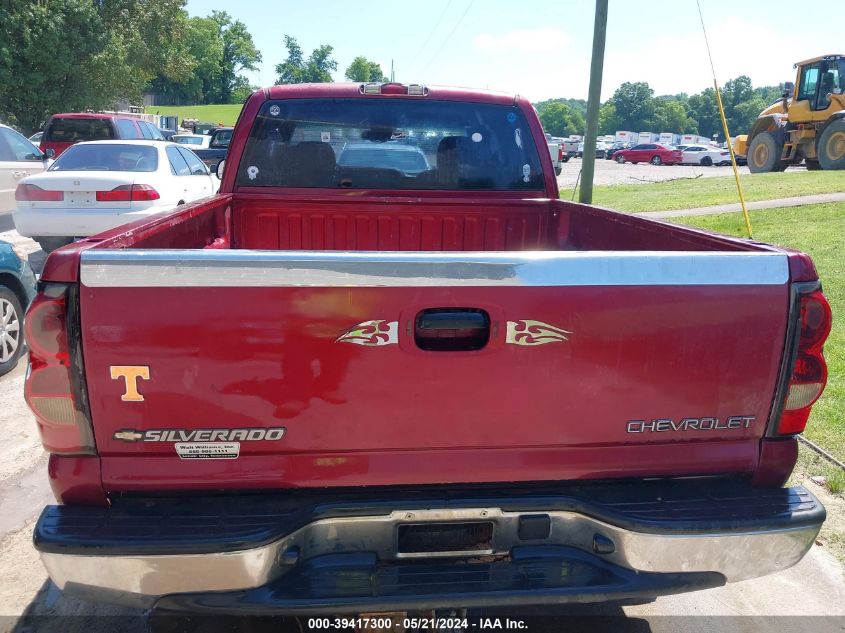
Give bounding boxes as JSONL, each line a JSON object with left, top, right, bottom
{"left": 24, "top": 284, "right": 95, "bottom": 454}
{"left": 96, "top": 184, "right": 160, "bottom": 202}
{"left": 776, "top": 289, "right": 832, "bottom": 435}
{"left": 15, "top": 184, "right": 64, "bottom": 202}
{"left": 558, "top": 145, "right": 564, "bottom": 161}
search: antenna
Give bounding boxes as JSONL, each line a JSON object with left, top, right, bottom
{"left": 391, "top": 59, "right": 395, "bottom": 82}
{"left": 696, "top": 0, "right": 753, "bottom": 238}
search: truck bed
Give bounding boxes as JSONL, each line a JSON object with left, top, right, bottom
{"left": 37, "top": 194, "right": 804, "bottom": 493}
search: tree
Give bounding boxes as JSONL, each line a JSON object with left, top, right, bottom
{"left": 87, "top": 0, "right": 193, "bottom": 113}
{"left": 653, "top": 100, "right": 697, "bottom": 133}
{"left": 534, "top": 97, "right": 588, "bottom": 118}
{"left": 597, "top": 102, "right": 620, "bottom": 135}
{"left": 345, "top": 56, "right": 387, "bottom": 83}
{"left": 687, "top": 87, "right": 720, "bottom": 139}
{"left": 537, "top": 102, "right": 584, "bottom": 137}
{"left": 730, "top": 96, "right": 769, "bottom": 134}
{"left": 209, "top": 11, "right": 261, "bottom": 103}
{"left": 609, "top": 82, "right": 657, "bottom": 132}
{"left": 1, "top": 0, "right": 191, "bottom": 133}
{"left": 275, "top": 35, "right": 337, "bottom": 84}
{"left": 0, "top": 1, "right": 104, "bottom": 133}
{"left": 150, "top": 15, "right": 223, "bottom": 103}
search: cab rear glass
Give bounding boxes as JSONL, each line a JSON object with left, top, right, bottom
{"left": 44, "top": 118, "right": 116, "bottom": 142}
{"left": 236, "top": 98, "right": 544, "bottom": 190}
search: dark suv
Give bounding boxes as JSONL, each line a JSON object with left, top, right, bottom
{"left": 40, "top": 113, "right": 164, "bottom": 158}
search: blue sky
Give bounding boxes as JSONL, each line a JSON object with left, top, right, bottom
{"left": 185, "top": 0, "right": 843, "bottom": 101}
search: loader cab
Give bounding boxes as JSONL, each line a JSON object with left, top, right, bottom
{"left": 790, "top": 56, "right": 845, "bottom": 121}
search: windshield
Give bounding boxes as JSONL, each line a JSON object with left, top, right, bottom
{"left": 49, "top": 144, "right": 158, "bottom": 172}
{"left": 236, "top": 98, "right": 544, "bottom": 190}
{"left": 45, "top": 118, "right": 115, "bottom": 143}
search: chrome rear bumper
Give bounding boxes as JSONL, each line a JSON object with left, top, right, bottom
{"left": 35, "top": 481, "right": 824, "bottom": 610}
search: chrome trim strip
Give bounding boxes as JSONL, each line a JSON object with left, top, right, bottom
{"left": 79, "top": 250, "right": 789, "bottom": 288}
{"left": 40, "top": 506, "right": 819, "bottom": 608}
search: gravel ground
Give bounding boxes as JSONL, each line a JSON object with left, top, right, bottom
{"left": 555, "top": 157, "right": 762, "bottom": 191}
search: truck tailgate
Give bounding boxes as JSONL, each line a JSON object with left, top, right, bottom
{"left": 79, "top": 249, "right": 790, "bottom": 491}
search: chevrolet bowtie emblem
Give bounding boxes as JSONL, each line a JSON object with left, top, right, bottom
{"left": 113, "top": 430, "right": 144, "bottom": 442}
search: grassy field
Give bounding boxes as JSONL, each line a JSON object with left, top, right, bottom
{"left": 585, "top": 171, "right": 845, "bottom": 212}
{"left": 670, "top": 203, "right": 845, "bottom": 465}
{"left": 144, "top": 104, "right": 244, "bottom": 126}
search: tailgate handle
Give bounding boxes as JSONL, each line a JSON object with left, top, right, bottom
{"left": 414, "top": 308, "right": 490, "bottom": 352}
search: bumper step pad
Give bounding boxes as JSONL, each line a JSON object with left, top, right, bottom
{"left": 154, "top": 547, "right": 722, "bottom": 615}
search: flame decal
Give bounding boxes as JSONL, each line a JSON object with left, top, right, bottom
{"left": 506, "top": 320, "right": 572, "bottom": 346}
{"left": 336, "top": 320, "right": 398, "bottom": 346}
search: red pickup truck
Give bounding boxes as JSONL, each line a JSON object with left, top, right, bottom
{"left": 26, "top": 83, "right": 831, "bottom": 615}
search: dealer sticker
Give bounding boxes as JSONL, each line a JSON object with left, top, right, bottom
{"left": 175, "top": 442, "right": 240, "bottom": 460}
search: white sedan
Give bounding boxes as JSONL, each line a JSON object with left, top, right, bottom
{"left": 680, "top": 144, "right": 731, "bottom": 166}
{"left": 0, "top": 123, "right": 50, "bottom": 213}
{"left": 172, "top": 134, "right": 212, "bottom": 149}
{"left": 13, "top": 140, "right": 215, "bottom": 252}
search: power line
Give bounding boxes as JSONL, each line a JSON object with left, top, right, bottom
{"left": 423, "top": 0, "right": 475, "bottom": 72}
{"left": 417, "top": 0, "right": 453, "bottom": 56}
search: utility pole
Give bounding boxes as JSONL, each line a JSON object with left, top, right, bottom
{"left": 579, "top": 0, "right": 608, "bottom": 204}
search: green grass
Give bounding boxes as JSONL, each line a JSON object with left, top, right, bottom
{"left": 577, "top": 171, "right": 845, "bottom": 213}
{"left": 830, "top": 470, "right": 845, "bottom": 495}
{"left": 669, "top": 203, "right": 845, "bottom": 460}
{"left": 144, "top": 104, "right": 244, "bottom": 126}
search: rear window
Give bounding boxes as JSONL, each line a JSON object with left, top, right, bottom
{"left": 49, "top": 144, "right": 158, "bottom": 172}
{"left": 236, "top": 98, "right": 544, "bottom": 190}
{"left": 210, "top": 129, "right": 233, "bottom": 148}
{"left": 173, "top": 135, "right": 204, "bottom": 145}
{"left": 45, "top": 117, "right": 115, "bottom": 143}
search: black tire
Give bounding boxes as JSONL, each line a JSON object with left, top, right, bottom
{"left": 748, "top": 131, "right": 787, "bottom": 173}
{"left": 805, "top": 159, "right": 822, "bottom": 171}
{"left": 650, "top": 155, "right": 662, "bottom": 165}
{"left": 616, "top": 154, "right": 626, "bottom": 164}
{"left": 701, "top": 156, "right": 713, "bottom": 166}
{"left": 0, "top": 287, "right": 24, "bottom": 377}
{"left": 554, "top": 165, "right": 562, "bottom": 176}
{"left": 817, "top": 119, "right": 845, "bottom": 170}
{"left": 561, "top": 156, "right": 570, "bottom": 163}
{"left": 34, "top": 236, "right": 73, "bottom": 254}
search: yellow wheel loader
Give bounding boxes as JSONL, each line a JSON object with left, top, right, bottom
{"left": 743, "top": 54, "right": 845, "bottom": 173}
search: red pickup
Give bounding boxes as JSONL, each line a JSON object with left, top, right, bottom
{"left": 27, "top": 83, "right": 831, "bottom": 615}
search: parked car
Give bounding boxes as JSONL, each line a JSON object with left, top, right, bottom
{"left": 337, "top": 142, "right": 431, "bottom": 176}
{"left": 39, "top": 113, "right": 164, "bottom": 159}
{"left": 544, "top": 134, "right": 563, "bottom": 176}
{"left": 192, "top": 126, "right": 233, "bottom": 170}
{"left": 614, "top": 142, "right": 682, "bottom": 165}
{"left": 605, "top": 141, "right": 633, "bottom": 160}
{"left": 14, "top": 140, "right": 215, "bottom": 252}
{"left": 595, "top": 141, "right": 608, "bottom": 159}
{"left": 28, "top": 131, "right": 43, "bottom": 145}
{"left": 681, "top": 145, "right": 731, "bottom": 166}
{"left": 158, "top": 128, "right": 177, "bottom": 141}
{"left": 0, "top": 239, "right": 36, "bottom": 376}
{"left": 27, "top": 82, "right": 830, "bottom": 614}
{"left": 0, "top": 123, "right": 50, "bottom": 212}
{"left": 172, "top": 134, "right": 212, "bottom": 149}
